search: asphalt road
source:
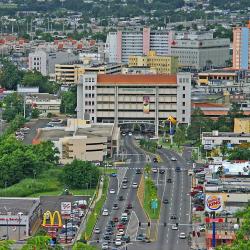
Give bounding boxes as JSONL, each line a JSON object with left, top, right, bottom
{"left": 90, "top": 137, "right": 193, "bottom": 250}
{"left": 91, "top": 136, "right": 148, "bottom": 249}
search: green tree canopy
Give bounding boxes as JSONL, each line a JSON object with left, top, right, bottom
{"left": 62, "top": 160, "right": 100, "bottom": 189}
{"left": 60, "top": 86, "right": 77, "bottom": 114}
{"left": 228, "top": 148, "right": 250, "bottom": 161}
{"left": 174, "top": 126, "right": 187, "bottom": 147}
{"left": 73, "top": 242, "right": 98, "bottom": 250}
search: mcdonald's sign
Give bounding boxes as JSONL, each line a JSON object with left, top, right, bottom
{"left": 42, "top": 211, "right": 62, "bottom": 228}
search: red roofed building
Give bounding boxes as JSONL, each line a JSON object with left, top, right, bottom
{"left": 77, "top": 73, "right": 192, "bottom": 134}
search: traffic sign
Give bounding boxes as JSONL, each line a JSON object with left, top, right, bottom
{"left": 151, "top": 199, "right": 158, "bottom": 209}
{"left": 205, "top": 218, "right": 224, "bottom": 223}
{"left": 61, "top": 202, "right": 71, "bottom": 216}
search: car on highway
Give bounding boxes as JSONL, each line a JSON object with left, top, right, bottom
{"left": 112, "top": 204, "right": 119, "bottom": 210}
{"left": 110, "top": 173, "right": 117, "bottom": 177}
{"left": 118, "top": 196, "right": 124, "bottom": 201}
{"left": 94, "top": 227, "right": 101, "bottom": 234}
{"left": 171, "top": 224, "right": 178, "bottom": 230}
{"left": 104, "top": 230, "right": 113, "bottom": 236}
{"left": 159, "top": 169, "right": 165, "bottom": 174}
{"left": 108, "top": 220, "right": 115, "bottom": 227}
{"left": 122, "top": 132, "right": 126, "bottom": 136}
{"left": 122, "top": 235, "right": 130, "bottom": 243}
{"left": 115, "top": 238, "right": 122, "bottom": 246}
{"left": 122, "top": 184, "right": 128, "bottom": 189}
{"left": 167, "top": 178, "right": 172, "bottom": 183}
{"left": 199, "top": 224, "right": 206, "bottom": 232}
{"left": 132, "top": 182, "right": 138, "bottom": 188}
{"left": 102, "top": 209, "right": 109, "bottom": 216}
{"left": 121, "top": 213, "right": 128, "bottom": 221}
{"left": 102, "top": 242, "right": 109, "bottom": 249}
{"left": 175, "top": 166, "right": 181, "bottom": 172}
{"left": 170, "top": 214, "right": 177, "bottom": 219}
{"left": 103, "top": 235, "right": 111, "bottom": 241}
{"left": 171, "top": 157, "right": 177, "bottom": 161}
{"left": 122, "top": 178, "right": 128, "bottom": 183}
{"left": 117, "top": 229, "right": 125, "bottom": 236}
{"left": 113, "top": 217, "right": 119, "bottom": 223}
{"left": 136, "top": 169, "right": 142, "bottom": 174}
{"left": 179, "top": 232, "right": 186, "bottom": 239}
{"left": 152, "top": 168, "right": 158, "bottom": 173}
{"left": 136, "top": 234, "right": 145, "bottom": 241}
{"left": 110, "top": 189, "right": 116, "bottom": 194}
{"left": 163, "top": 199, "right": 169, "bottom": 204}
{"left": 124, "top": 209, "right": 130, "bottom": 215}
{"left": 153, "top": 157, "right": 158, "bottom": 163}
{"left": 117, "top": 224, "right": 125, "bottom": 230}
{"left": 127, "top": 203, "right": 132, "bottom": 209}
{"left": 128, "top": 132, "right": 133, "bottom": 136}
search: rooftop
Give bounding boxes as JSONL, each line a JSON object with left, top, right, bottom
{"left": 0, "top": 198, "right": 39, "bottom": 215}
{"left": 203, "top": 132, "right": 250, "bottom": 137}
{"left": 97, "top": 74, "right": 177, "bottom": 85}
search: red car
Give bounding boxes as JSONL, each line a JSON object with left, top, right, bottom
{"left": 124, "top": 209, "right": 130, "bottom": 215}
{"left": 113, "top": 217, "right": 119, "bottom": 223}
{"left": 194, "top": 185, "right": 203, "bottom": 191}
{"left": 190, "top": 190, "right": 201, "bottom": 196}
{"left": 127, "top": 203, "right": 132, "bottom": 209}
{"left": 117, "top": 224, "right": 125, "bottom": 230}
{"left": 195, "top": 206, "right": 204, "bottom": 211}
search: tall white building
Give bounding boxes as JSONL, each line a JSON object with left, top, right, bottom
{"left": 106, "top": 28, "right": 173, "bottom": 63}
{"left": 28, "top": 50, "right": 78, "bottom": 76}
{"left": 77, "top": 72, "right": 192, "bottom": 136}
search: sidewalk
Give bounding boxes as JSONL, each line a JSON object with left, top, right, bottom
{"left": 75, "top": 178, "right": 104, "bottom": 242}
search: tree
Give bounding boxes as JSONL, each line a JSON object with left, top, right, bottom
{"left": 62, "top": 160, "right": 100, "bottom": 189}
{"left": 174, "top": 126, "right": 187, "bottom": 147}
{"left": 0, "top": 240, "right": 15, "bottom": 250}
{"left": 60, "top": 87, "right": 77, "bottom": 114}
{"left": 73, "top": 242, "right": 98, "bottom": 250}
{"left": 0, "top": 59, "right": 24, "bottom": 90}
{"left": 21, "top": 236, "right": 62, "bottom": 250}
{"left": 31, "top": 108, "right": 40, "bottom": 118}
{"left": 228, "top": 148, "right": 250, "bottom": 161}
{"left": 145, "top": 163, "right": 152, "bottom": 176}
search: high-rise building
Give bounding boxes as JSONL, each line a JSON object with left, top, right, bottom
{"left": 233, "top": 21, "right": 250, "bottom": 70}
{"left": 106, "top": 28, "right": 173, "bottom": 63}
{"left": 128, "top": 51, "right": 178, "bottom": 74}
{"left": 77, "top": 72, "right": 192, "bottom": 132}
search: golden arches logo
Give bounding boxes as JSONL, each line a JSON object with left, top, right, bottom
{"left": 42, "top": 211, "right": 62, "bottom": 228}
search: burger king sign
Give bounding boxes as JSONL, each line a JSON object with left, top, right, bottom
{"left": 205, "top": 195, "right": 223, "bottom": 212}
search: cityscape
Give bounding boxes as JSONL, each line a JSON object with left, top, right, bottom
{"left": 0, "top": 0, "right": 250, "bottom": 249}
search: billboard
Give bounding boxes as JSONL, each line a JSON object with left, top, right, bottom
{"left": 143, "top": 96, "right": 150, "bottom": 114}
{"left": 205, "top": 195, "right": 223, "bottom": 212}
{"left": 61, "top": 202, "right": 71, "bottom": 216}
{"left": 42, "top": 211, "right": 62, "bottom": 228}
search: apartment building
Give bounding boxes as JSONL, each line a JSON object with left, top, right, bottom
{"left": 106, "top": 28, "right": 172, "bottom": 63}
{"left": 171, "top": 38, "right": 230, "bottom": 69}
{"left": 77, "top": 73, "right": 192, "bottom": 136}
{"left": 128, "top": 51, "right": 178, "bottom": 74}
{"left": 55, "top": 63, "right": 122, "bottom": 85}
{"left": 232, "top": 20, "right": 250, "bottom": 70}
{"left": 28, "top": 49, "right": 78, "bottom": 76}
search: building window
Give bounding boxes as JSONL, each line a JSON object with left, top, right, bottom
{"left": 222, "top": 140, "right": 231, "bottom": 144}
{"left": 182, "top": 94, "right": 185, "bottom": 98}
{"left": 239, "top": 140, "right": 247, "bottom": 143}
{"left": 182, "top": 110, "right": 185, "bottom": 114}
{"left": 182, "top": 117, "right": 185, "bottom": 122}
{"left": 183, "top": 86, "right": 185, "bottom": 91}
{"left": 182, "top": 102, "right": 185, "bottom": 106}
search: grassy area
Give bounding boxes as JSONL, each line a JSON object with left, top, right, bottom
{"left": 143, "top": 178, "right": 160, "bottom": 220}
{"left": 159, "top": 138, "right": 183, "bottom": 153}
{"left": 83, "top": 176, "right": 109, "bottom": 240}
{"left": 0, "top": 168, "right": 95, "bottom": 197}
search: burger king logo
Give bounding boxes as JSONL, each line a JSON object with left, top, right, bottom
{"left": 206, "top": 195, "right": 222, "bottom": 211}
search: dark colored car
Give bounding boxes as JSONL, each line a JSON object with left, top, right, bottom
{"left": 153, "top": 157, "right": 158, "bottom": 163}
{"left": 113, "top": 217, "right": 119, "bottom": 223}
{"left": 136, "top": 169, "right": 141, "bottom": 174}
{"left": 159, "top": 169, "right": 165, "bottom": 174}
{"left": 127, "top": 203, "right": 132, "bottom": 209}
{"left": 170, "top": 214, "right": 177, "bottom": 219}
{"left": 167, "top": 178, "right": 172, "bottom": 183}
{"left": 163, "top": 199, "right": 169, "bottom": 204}
{"left": 175, "top": 167, "right": 181, "bottom": 172}
{"left": 122, "top": 235, "right": 130, "bottom": 243}
{"left": 103, "top": 235, "right": 111, "bottom": 241}
{"left": 118, "top": 196, "right": 124, "bottom": 201}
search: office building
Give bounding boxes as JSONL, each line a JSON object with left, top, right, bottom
{"left": 28, "top": 50, "right": 78, "bottom": 76}
{"left": 106, "top": 28, "right": 172, "bottom": 63}
{"left": 77, "top": 73, "right": 192, "bottom": 136}
{"left": 171, "top": 38, "right": 230, "bottom": 69}
{"left": 54, "top": 63, "right": 122, "bottom": 85}
{"left": 232, "top": 20, "right": 250, "bottom": 70}
{"left": 128, "top": 51, "right": 178, "bottom": 74}
{"left": 32, "top": 121, "right": 120, "bottom": 163}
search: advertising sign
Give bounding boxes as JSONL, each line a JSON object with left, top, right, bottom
{"left": 61, "top": 202, "right": 71, "bottom": 216}
{"left": 143, "top": 96, "right": 150, "bottom": 114}
{"left": 205, "top": 195, "right": 223, "bottom": 212}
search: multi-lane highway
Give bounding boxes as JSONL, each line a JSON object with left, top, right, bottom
{"left": 90, "top": 136, "right": 193, "bottom": 250}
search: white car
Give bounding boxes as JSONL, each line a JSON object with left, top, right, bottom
{"left": 110, "top": 189, "right": 115, "bottom": 194}
{"left": 171, "top": 224, "right": 178, "bottom": 230}
{"left": 152, "top": 168, "right": 158, "bottom": 173}
{"left": 128, "top": 132, "right": 132, "bottom": 136}
{"left": 118, "top": 229, "right": 125, "bottom": 235}
{"left": 102, "top": 209, "right": 109, "bottom": 216}
{"left": 122, "top": 184, "right": 128, "bottom": 189}
{"left": 179, "top": 232, "right": 186, "bottom": 239}
{"left": 132, "top": 183, "right": 138, "bottom": 188}
{"left": 102, "top": 242, "right": 109, "bottom": 249}
{"left": 171, "top": 157, "right": 177, "bottom": 161}
{"left": 94, "top": 227, "right": 101, "bottom": 234}
{"left": 115, "top": 238, "right": 122, "bottom": 246}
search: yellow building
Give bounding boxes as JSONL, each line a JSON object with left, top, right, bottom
{"left": 54, "top": 63, "right": 122, "bottom": 85}
{"left": 234, "top": 118, "right": 250, "bottom": 133}
{"left": 128, "top": 51, "right": 178, "bottom": 74}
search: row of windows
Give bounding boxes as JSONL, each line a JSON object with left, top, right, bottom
{"left": 85, "top": 94, "right": 95, "bottom": 98}
{"left": 85, "top": 101, "right": 95, "bottom": 106}
{"left": 84, "top": 78, "right": 95, "bottom": 83}
{"left": 85, "top": 86, "right": 95, "bottom": 90}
